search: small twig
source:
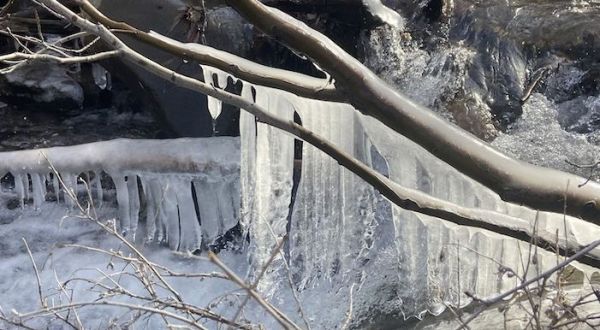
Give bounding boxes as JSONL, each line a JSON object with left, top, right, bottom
{"left": 457, "top": 239, "right": 600, "bottom": 329}
{"left": 0, "top": 49, "right": 120, "bottom": 64}
{"left": 521, "top": 66, "right": 550, "bottom": 103}
{"left": 22, "top": 238, "right": 46, "bottom": 309}
{"left": 232, "top": 227, "right": 287, "bottom": 324}
{"left": 14, "top": 301, "right": 208, "bottom": 330}
{"left": 340, "top": 283, "right": 355, "bottom": 330}
{"left": 565, "top": 160, "right": 600, "bottom": 187}
{"left": 208, "top": 251, "right": 302, "bottom": 330}
{"left": 265, "top": 222, "right": 311, "bottom": 330}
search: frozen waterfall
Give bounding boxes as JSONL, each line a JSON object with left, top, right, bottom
{"left": 220, "top": 67, "right": 600, "bottom": 322}
{"left": 3, "top": 65, "right": 600, "bottom": 325}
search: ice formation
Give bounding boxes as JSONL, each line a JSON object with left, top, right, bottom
{"left": 0, "top": 138, "right": 241, "bottom": 251}
{"left": 215, "top": 68, "right": 600, "bottom": 322}
{"left": 362, "top": 0, "right": 404, "bottom": 28}
{"left": 2, "top": 58, "right": 600, "bottom": 326}
{"left": 3, "top": 63, "right": 600, "bottom": 323}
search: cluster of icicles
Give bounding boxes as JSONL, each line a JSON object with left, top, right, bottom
{"left": 204, "top": 65, "right": 600, "bottom": 321}
{"left": 0, "top": 138, "right": 240, "bottom": 251}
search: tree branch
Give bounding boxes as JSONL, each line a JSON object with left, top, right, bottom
{"left": 74, "top": 0, "right": 342, "bottom": 102}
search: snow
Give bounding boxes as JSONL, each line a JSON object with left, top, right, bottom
{"left": 362, "top": 0, "right": 405, "bottom": 28}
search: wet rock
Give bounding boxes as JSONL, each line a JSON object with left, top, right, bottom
{"left": 0, "top": 62, "right": 84, "bottom": 111}
{"left": 5, "top": 199, "right": 20, "bottom": 211}
{"left": 446, "top": 92, "right": 498, "bottom": 141}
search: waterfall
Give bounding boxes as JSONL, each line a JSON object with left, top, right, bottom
{"left": 229, "top": 68, "right": 600, "bottom": 323}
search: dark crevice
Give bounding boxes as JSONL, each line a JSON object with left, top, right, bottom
{"left": 423, "top": 0, "right": 444, "bottom": 23}
{"left": 176, "top": 204, "right": 182, "bottom": 251}
{"left": 191, "top": 182, "right": 202, "bottom": 227}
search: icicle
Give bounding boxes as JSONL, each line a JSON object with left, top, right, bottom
{"left": 62, "top": 173, "right": 78, "bottom": 207}
{"left": 127, "top": 175, "right": 140, "bottom": 241}
{"left": 224, "top": 180, "right": 241, "bottom": 231}
{"left": 194, "top": 179, "right": 220, "bottom": 242}
{"left": 203, "top": 66, "right": 223, "bottom": 122}
{"left": 241, "top": 83, "right": 254, "bottom": 102}
{"left": 140, "top": 177, "right": 157, "bottom": 242}
{"left": 149, "top": 178, "right": 167, "bottom": 243}
{"left": 14, "top": 173, "right": 24, "bottom": 208}
{"left": 174, "top": 178, "right": 202, "bottom": 252}
{"left": 94, "top": 171, "right": 103, "bottom": 207}
{"left": 160, "top": 180, "right": 180, "bottom": 250}
{"left": 51, "top": 173, "right": 60, "bottom": 203}
{"left": 113, "top": 175, "right": 131, "bottom": 235}
{"left": 22, "top": 174, "right": 30, "bottom": 202}
{"left": 31, "top": 173, "right": 45, "bottom": 210}
{"left": 216, "top": 69, "right": 228, "bottom": 91}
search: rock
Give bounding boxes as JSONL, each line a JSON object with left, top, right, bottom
{"left": 0, "top": 62, "right": 84, "bottom": 110}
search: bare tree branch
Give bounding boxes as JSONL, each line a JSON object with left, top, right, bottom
{"left": 0, "top": 49, "right": 119, "bottom": 64}
{"left": 74, "top": 0, "right": 342, "bottom": 102}
{"left": 457, "top": 239, "right": 600, "bottom": 329}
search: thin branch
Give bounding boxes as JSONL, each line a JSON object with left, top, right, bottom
{"left": 13, "top": 301, "right": 208, "bottom": 330}
{"left": 457, "top": 239, "right": 600, "bottom": 329}
{"left": 42, "top": 151, "right": 184, "bottom": 303}
{"left": 22, "top": 238, "right": 46, "bottom": 308}
{"left": 208, "top": 251, "right": 302, "bottom": 330}
{"left": 340, "top": 283, "right": 356, "bottom": 330}
{"left": 74, "top": 0, "right": 342, "bottom": 102}
{"left": 0, "top": 49, "right": 120, "bottom": 64}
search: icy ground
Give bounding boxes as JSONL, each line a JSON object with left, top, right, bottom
{"left": 0, "top": 202, "right": 256, "bottom": 329}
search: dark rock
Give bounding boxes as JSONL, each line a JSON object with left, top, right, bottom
{"left": 5, "top": 198, "right": 20, "bottom": 210}
{"left": 0, "top": 62, "right": 84, "bottom": 111}
{"left": 92, "top": 0, "right": 374, "bottom": 137}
